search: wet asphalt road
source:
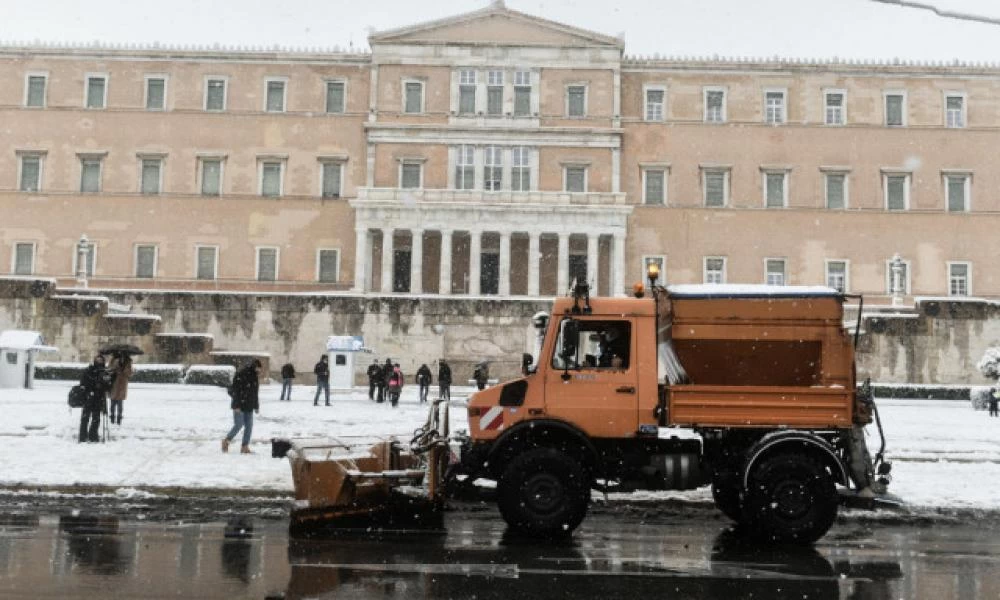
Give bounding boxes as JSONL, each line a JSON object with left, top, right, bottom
{"left": 0, "top": 500, "right": 998, "bottom": 599}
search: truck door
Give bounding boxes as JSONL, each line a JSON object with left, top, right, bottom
{"left": 543, "top": 318, "right": 640, "bottom": 438}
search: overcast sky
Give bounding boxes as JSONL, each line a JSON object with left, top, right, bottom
{"left": 3, "top": 0, "right": 1000, "bottom": 61}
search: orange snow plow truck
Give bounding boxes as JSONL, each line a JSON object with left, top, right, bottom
{"left": 457, "top": 277, "right": 893, "bottom": 543}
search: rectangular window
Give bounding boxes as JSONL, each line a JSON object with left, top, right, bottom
{"left": 949, "top": 262, "right": 970, "bottom": 296}
{"left": 567, "top": 85, "right": 586, "bottom": 117}
{"left": 201, "top": 159, "right": 222, "bottom": 196}
{"left": 459, "top": 70, "right": 476, "bottom": 114}
{"left": 885, "top": 174, "right": 908, "bottom": 210}
{"left": 141, "top": 158, "right": 162, "bottom": 194}
{"left": 514, "top": 70, "right": 531, "bottom": 116}
{"left": 135, "top": 245, "right": 157, "bottom": 279}
{"left": 13, "top": 243, "right": 35, "bottom": 275}
{"left": 643, "top": 169, "right": 665, "bottom": 205}
{"left": 145, "top": 76, "right": 166, "bottom": 110}
{"left": 326, "top": 81, "right": 345, "bottom": 114}
{"left": 703, "top": 169, "right": 728, "bottom": 207}
{"left": 265, "top": 79, "right": 286, "bottom": 112}
{"left": 73, "top": 241, "right": 96, "bottom": 277}
{"left": 704, "top": 88, "right": 726, "bottom": 123}
{"left": 404, "top": 81, "right": 423, "bottom": 114}
{"left": 885, "top": 259, "right": 910, "bottom": 295}
{"left": 86, "top": 75, "right": 106, "bottom": 109}
{"left": 765, "top": 258, "right": 786, "bottom": 286}
{"left": 321, "top": 162, "right": 342, "bottom": 198}
{"left": 80, "top": 157, "right": 102, "bottom": 193}
{"left": 645, "top": 87, "right": 665, "bottom": 122}
{"left": 826, "top": 260, "right": 848, "bottom": 292}
{"left": 317, "top": 249, "right": 339, "bottom": 283}
{"left": 205, "top": 78, "right": 227, "bottom": 111}
{"left": 764, "top": 90, "right": 785, "bottom": 124}
{"left": 196, "top": 246, "right": 217, "bottom": 280}
{"left": 483, "top": 146, "right": 503, "bottom": 191}
{"left": 19, "top": 155, "right": 42, "bottom": 192}
{"left": 511, "top": 146, "right": 531, "bottom": 191}
{"left": 256, "top": 248, "right": 278, "bottom": 281}
{"left": 945, "top": 94, "right": 965, "bottom": 128}
{"left": 885, "top": 92, "right": 905, "bottom": 126}
{"left": 946, "top": 174, "right": 969, "bottom": 212}
{"left": 704, "top": 257, "right": 726, "bottom": 284}
{"left": 764, "top": 171, "right": 787, "bottom": 208}
{"left": 565, "top": 166, "right": 587, "bottom": 192}
{"left": 260, "top": 161, "right": 283, "bottom": 197}
{"left": 455, "top": 145, "right": 475, "bottom": 190}
{"left": 825, "top": 90, "right": 845, "bottom": 125}
{"left": 825, "top": 172, "right": 847, "bottom": 209}
{"left": 487, "top": 70, "right": 503, "bottom": 116}
{"left": 25, "top": 75, "right": 46, "bottom": 108}
{"left": 401, "top": 162, "right": 422, "bottom": 189}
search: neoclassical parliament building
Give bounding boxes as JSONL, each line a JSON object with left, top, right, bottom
{"left": 2, "top": 2, "right": 997, "bottom": 302}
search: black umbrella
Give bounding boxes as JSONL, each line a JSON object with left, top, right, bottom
{"left": 98, "top": 344, "right": 144, "bottom": 357}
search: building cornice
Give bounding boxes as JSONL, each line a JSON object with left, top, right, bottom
{"left": 0, "top": 42, "right": 371, "bottom": 64}
{"left": 364, "top": 122, "right": 622, "bottom": 148}
{"left": 623, "top": 55, "right": 1000, "bottom": 77}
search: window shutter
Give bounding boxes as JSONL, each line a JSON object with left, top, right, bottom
{"left": 705, "top": 172, "right": 725, "bottom": 206}
{"left": 318, "top": 250, "right": 338, "bottom": 282}
{"left": 326, "top": 82, "right": 345, "bottom": 113}
{"left": 258, "top": 249, "right": 277, "bottom": 281}
{"left": 826, "top": 174, "right": 845, "bottom": 209}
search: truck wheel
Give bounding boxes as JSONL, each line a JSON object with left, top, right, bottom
{"left": 742, "top": 453, "right": 837, "bottom": 544}
{"left": 497, "top": 448, "right": 589, "bottom": 537}
{"left": 711, "top": 471, "right": 743, "bottom": 523}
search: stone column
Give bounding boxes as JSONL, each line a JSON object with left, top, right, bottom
{"left": 528, "top": 232, "right": 540, "bottom": 296}
{"left": 587, "top": 232, "right": 599, "bottom": 293}
{"left": 499, "top": 232, "right": 511, "bottom": 296}
{"left": 380, "top": 228, "right": 395, "bottom": 294}
{"left": 612, "top": 233, "right": 626, "bottom": 297}
{"left": 439, "top": 230, "right": 453, "bottom": 295}
{"left": 557, "top": 233, "right": 569, "bottom": 294}
{"left": 469, "top": 230, "right": 482, "bottom": 295}
{"left": 353, "top": 228, "right": 369, "bottom": 292}
{"left": 410, "top": 229, "right": 424, "bottom": 294}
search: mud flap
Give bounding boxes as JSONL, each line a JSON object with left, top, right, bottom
{"left": 846, "top": 425, "right": 882, "bottom": 493}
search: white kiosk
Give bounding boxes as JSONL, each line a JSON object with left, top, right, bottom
{"left": 0, "top": 330, "right": 58, "bottom": 389}
{"left": 325, "top": 335, "right": 368, "bottom": 391}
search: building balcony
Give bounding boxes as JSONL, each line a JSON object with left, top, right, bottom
{"left": 355, "top": 187, "right": 628, "bottom": 207}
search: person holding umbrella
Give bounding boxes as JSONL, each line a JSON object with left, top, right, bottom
{"left": 107, "top": 353, "right": 134, "bottom": 426}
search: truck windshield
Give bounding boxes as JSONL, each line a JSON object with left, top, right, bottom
{"left": 551, "top": 319, "right": 631, "bottom": 370}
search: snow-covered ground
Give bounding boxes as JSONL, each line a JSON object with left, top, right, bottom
{"left": 1, "top": 383, "right": 998, "bottom": 513}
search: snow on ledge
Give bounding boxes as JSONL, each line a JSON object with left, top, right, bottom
{"left": 667, "top": 284, "right": 840, "bottom": 298}
{"left": 916, "top": 296, "right": 1000, "bottom": 306}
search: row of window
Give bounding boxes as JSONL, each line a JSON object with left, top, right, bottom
{"left": 9, "top": 242, "right": 341, "bottom": 283}
{"left": 641, "top": 166, "right": 974, "bottom": 212}
{"left": 642, "top": 256, "right": 973, "bottom": 296}
{"left": 15, "top": 152, "right": 344, "bottom": 198}
{"left": 643, "top": 86, "right": 968, "bottom": 127}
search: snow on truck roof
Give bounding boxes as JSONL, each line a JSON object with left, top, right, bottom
{"left": 666, "top": 284, "right": 842, "bottom": 299}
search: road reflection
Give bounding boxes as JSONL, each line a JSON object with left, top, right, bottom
{"left": 59, "top": 514, "right": 133, "bottom": 577}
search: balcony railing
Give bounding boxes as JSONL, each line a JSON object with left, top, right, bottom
{"left": 356, "top": 187, "right": 627, "bottom": 206}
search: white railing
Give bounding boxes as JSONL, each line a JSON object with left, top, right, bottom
{"left": 356, "top": 187, "right": 627, "bottom": 206}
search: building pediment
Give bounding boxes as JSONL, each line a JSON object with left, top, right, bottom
{"left": 369, "top": 2, "right": 622, "bottom": 49}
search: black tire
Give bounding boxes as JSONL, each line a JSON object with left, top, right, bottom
{"left": 711, "top": 471, "right": 743, "bottom": 523}
{"left": 497, "top": 448, "right": 590, "bottom": 537}
{"left": 742, "top": 453, "right": 838, "bottom": 544}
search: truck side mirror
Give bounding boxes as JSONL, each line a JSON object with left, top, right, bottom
{"left": 560, "top": 319, "right": 579, "bottom": 364}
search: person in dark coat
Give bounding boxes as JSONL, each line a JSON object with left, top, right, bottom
{"left": 990, "top": 387, "right": 999, "bottom": 417}
{"left": 313, "top": 355, "right": 330, "bottom": 406}
{"left": 367, "top": 359, "right": 383, "bottom": 401}
{"left": 222, "top": 360, "right": 262, "bottom": 454}
{"left": 78, "top": 354, "right": 111, "bottom": 443}
{"left": 438, "top": 359, "right": 452, "bottom": 402}
{"left": 415, "top": 364, "right": 432, "bottom": 404}
{"left": 279, "top": 362, "right": 295, "bottom": 401}
{"left": 380, "top": 358, "right": 394, "bottom": 403}
{"left": 473, "top": 363, "right": 489, "bottom": 391}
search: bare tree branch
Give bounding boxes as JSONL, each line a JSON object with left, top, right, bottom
{"left": 871, "top": 0, "right": 1000, "bottom": 26}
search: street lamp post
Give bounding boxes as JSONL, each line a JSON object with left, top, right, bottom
{"left": 76, "top": 234, "right": 90, "bottom": 288}
{"left": 890, "top": 253, "right": 904, "bottom": 306}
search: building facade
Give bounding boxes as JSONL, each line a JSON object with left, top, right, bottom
{"left": 2, "top": 2, "right": 997, "bottom": 301}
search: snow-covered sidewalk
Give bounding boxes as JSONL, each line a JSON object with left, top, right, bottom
{"left": 1, "top": 383, "right": 998, "bottom": 512}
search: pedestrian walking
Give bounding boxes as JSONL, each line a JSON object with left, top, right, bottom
{"left": 473, "top": 362, "right": 489, "bottom": 391}
{"left": 438, "top": 359, "right": 452, "bottom": 402}
{"left": 380, "top": 358, "right": 394, "bottom": 404}
{"left": 387, "top": 363, "right": 404, "bottom": 407}
{"left": 313, "top": 355, "right": 330, "bottom": 406}
{"left": 416, "top": 363, "right": 432, "bottom": 403}
{"left": 78, "top": 354, "right": 111, "bottom": 443}
{"left": 107, "top": 354, "right": 133, "bottom": 426}
{"left": 367, "top": 359, "right": 382, "bottom": 401}
{"left": 990, "top": 387, "right": 999, "bottom": 417}
{"left": 222, "top": 359, "right": 262, "bottom": 454}
{"left": 280, "top": 361, "right": 296, "bottom": 401}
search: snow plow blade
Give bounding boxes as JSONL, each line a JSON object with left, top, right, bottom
{"left": 272, "top": 438, "right": 444, "bottom": 535}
